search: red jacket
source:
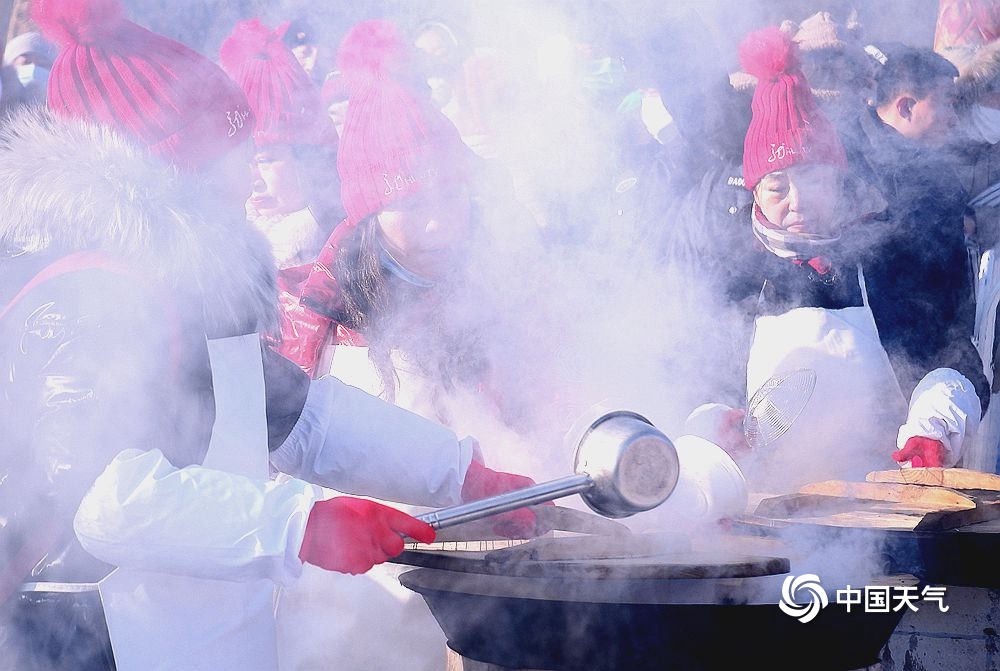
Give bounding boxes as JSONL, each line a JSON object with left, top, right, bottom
{"left": 270, "top": 222, "right": 365, "bottom": 376}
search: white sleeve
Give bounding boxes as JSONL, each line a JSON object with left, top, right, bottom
{"left": 896, "top": 368, "right": 982, "bottom": 467}
{"left": 269, "top": 376, "right": 476, "bottom": 507}
{"left": 74, "top": 449, "right": 323, "bottom": 587}
{"left": 684, "top": 403, "right": 740, "bottom": 445}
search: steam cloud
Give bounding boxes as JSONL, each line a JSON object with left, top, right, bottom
{"left": 6, "top": 1, "right": 957, "bottom": 669}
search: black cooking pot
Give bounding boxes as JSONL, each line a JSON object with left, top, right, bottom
{"left": 736, "top": 515, "right": 1000, "bottom": 589}
{"left": 399, "top": 545, "right": 912, "bottom": 671}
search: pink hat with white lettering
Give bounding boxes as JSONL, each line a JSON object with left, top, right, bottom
{"left": 34, "top": 0, "right": 253, "bottom": 170}
{"left": 335, "top": 19, "right": 470, "bottom": 226}
{"left": 739, "top": 26, "right": 847, "bottom": 190}
{"left": 219, "top": 18, "right": 335, "bottom": 148}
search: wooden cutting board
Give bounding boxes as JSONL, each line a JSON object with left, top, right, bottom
{"left": 914, "top": 501, "right": 1000, "bottom": 532}
{"left": 866, "top": 468, "right": 1000, "bottom": 491}
{"left": 751, "top": 478, "right": 1000, "bottom": 532}
{"left": 798, "top": 480, "right": 976, "bottom": 511}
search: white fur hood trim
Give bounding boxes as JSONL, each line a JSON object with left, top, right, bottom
{"left": 0, "top": 108, "right": 276, "bottom": 334}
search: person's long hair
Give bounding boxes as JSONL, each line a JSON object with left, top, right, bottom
{"left": 332, "top": 207, "right": 489, "bottom": 413}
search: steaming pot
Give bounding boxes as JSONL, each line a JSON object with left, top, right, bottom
{"left": 397, "top": 537, "right": 912, "bottom": 671}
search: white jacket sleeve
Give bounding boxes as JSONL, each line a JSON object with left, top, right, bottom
{"left": 269, "top": 376, "right": 476, "bottom": 508}
{"left": 896, "top": 368, "right": 982, "bottom": 467}
{"left": 74, "top": 448, "right": 323, "bottom": 587}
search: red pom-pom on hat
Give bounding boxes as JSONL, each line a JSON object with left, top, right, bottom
{"left": 738, "top": 26, "right": 798, "bottom": 81}
{"left": 334, "top": 18, "right": 471, "bottom": 225}
{"left": 220, "top": 18, "right": 334, "bottom": 148}
{"left": 36, "top": 0, "right": 254, "bottom": 171}
{"left": 336, "top": 19, "right": 409, "bottom": 88}
{"left": 219, "top": 18, "right": 287, "bottom": 74}
{"left": 739, "top": 25, "right": 847, "bottom": 190}
{"left": 32, "top": 0, "right": 126, "bottom": 46}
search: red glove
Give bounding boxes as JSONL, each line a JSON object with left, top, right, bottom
{"left": 461, "top": 459, "right": 540, "bottom": 539}
{"left": 892, "top": 436, "right": 948, "bottom": 468}
{"left": 720, "top": 408, "right": 750, "bottom": 458}
{"left": 298, "top": 497, "right": 435, "bottom": 575}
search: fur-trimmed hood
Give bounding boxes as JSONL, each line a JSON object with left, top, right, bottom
{"left": 0, "top": 108, "right": 276, "bottom": 335}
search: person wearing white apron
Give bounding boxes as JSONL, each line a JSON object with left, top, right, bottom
{"left": 94, "top": 334, "right": 285, "bottom": 670}
{"left": 71, "top": 332, "right": 537, "bottom": 671}
{"left": 969, "top": 245, "right": 1000, "bottom": 471}
{"left": 684, "top": 27, "right": 984, "bottom": 493}
{"left": 0, "top": 7, "right": 541, "bottom": 668}
{"left": 744, "top": 260, "right": 909, "bottom": 491}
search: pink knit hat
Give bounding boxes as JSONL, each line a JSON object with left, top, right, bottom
{"left": 219, "top": 18, "right": 335, "bottom": 148}
{"left": 335, "top": 19, "right": 470, "bottom": 226}
{"left": 34, "top": 0, "right": 253, "bottom": 171}
{"left": 739, "top": 26, "right": 847, "bottom": 190}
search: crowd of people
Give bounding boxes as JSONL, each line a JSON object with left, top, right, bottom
{"left": 2, "top": 0, "right": 1000, "bottom": 669}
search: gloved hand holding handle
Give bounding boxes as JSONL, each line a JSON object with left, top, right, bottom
{"left": 299, "top": 496, "right": 436, "bottom": 575}
{"left": 460, "top": 459, "right": 540, "bottom": 539}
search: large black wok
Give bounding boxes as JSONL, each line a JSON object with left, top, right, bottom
{"left": 398, "top": 539, "right": 912, "bottom": 671}
{"left": 735, "top": 514, "right": 1000, "bottom": 588}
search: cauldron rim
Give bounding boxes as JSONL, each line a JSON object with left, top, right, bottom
{"left": 401, "top": 567, "right": 914, "bottom": 671}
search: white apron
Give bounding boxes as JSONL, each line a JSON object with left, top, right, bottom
{"left": 968, "top": 246, "right": 1000, "bottom": 471}
{"left": 277, "top": 344, "right": 449, "bottom": 671}
{"left": 99, "top": 334, "right": 278, "bottom": 671}
{"left": 745, "top": 267, "right": 907, "bottom": 492}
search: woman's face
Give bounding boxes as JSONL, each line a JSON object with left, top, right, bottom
{"left": 754, "top": 164, "right": 844, "bottom": 236}
{"left": 248, "top": 144, "right": 309, "bottom": 217}
{"left": 376, "top": 186, "right": 473, "bottom": 281}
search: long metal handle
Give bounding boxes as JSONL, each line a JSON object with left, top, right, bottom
{"left": 415, "top": 474, "right": 594, "bottom": 530}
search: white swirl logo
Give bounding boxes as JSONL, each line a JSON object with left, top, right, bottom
{"left": 778, "top": 574, "right": 829, "bottom": 624}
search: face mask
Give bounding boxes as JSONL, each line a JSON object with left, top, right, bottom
{"left": 751, "top": 204, "right": 841, "bottom": 260}
{"left": 968, "top": 104, "right": 1000, "bottom": 145}
{"left": 15, "top": 63, "right": 48, "bottom": 89}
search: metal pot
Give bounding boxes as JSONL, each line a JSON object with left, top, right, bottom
{"left": 571, "top": 410, "right": 681, "bottom": 518}
{"left": 416, "top": 410, "right": 680, "bottom": 530}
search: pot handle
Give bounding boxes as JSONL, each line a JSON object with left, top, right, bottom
{"left": 415, "top": 474, "right": 593, "bottom": 530}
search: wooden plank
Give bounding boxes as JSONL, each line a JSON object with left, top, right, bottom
{"left": 914, "top": 502, "right": 1000, "bottom": 532}
{"left": 799, "top": 480, "right": 975, "bottom": 510}
{"left": 866, "top": 468, "right": 1000, "bottom": 492}
{"left": 754, "top": 492, "right": 949, "bottom": 522}
{"left": 782, "top": 510, "right": 925, "bottom": 531}
{"left": 755, "top": 493, "right": 871, "bottom": 518}
{"left": 532, "top": 505, "right": 632, "bottom": 537}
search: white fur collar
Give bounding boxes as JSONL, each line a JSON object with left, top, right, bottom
{"left": 0, "top": 108, "right": 276, "bottom": 335}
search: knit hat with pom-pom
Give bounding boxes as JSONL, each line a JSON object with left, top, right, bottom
{"left": 34, "top": 0, "right": 253, "bottom": 171}
{"left": 335, "top": 19, "right": 471, "bottom": 226}
{"left": 740, "top": 26, "right": 847, "bottom": 190}
{"left": 220, "top": 18, "right": 335, "bottom": 148}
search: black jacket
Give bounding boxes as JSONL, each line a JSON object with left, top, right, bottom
{"left": 725, "top": 213, "right": 990, "bottom": 410}
{"left": 852, "top": 109, "right": 986, "bottom": 406}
